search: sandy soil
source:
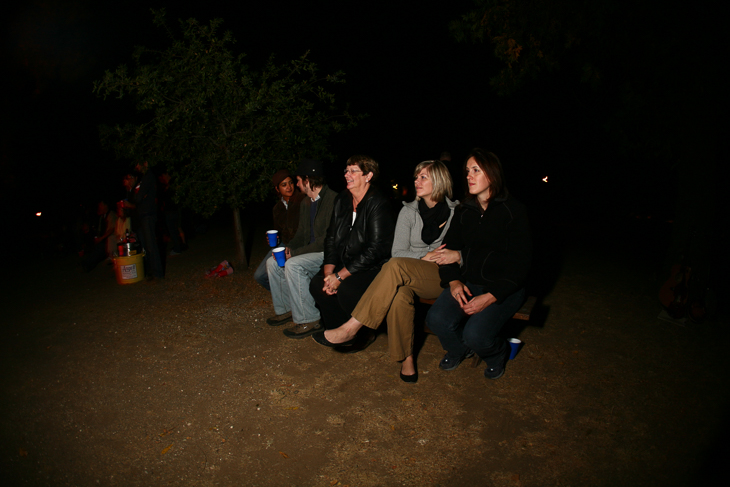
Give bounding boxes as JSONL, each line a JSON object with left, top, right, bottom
{"left": 1, "top": 223, "right": 728, "bottom": 486}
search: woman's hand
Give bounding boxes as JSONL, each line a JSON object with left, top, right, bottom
{"left": 461, "top": 292, "right": 497, "bottom": 315}
{"left": 432, "top": 248, "right": 461, "bottom": 266}
{"left": 422, "top": 244, "right": 446, "bottom": 262}
{"left": 323, "top": 273, "right": 340, "bottom": 295}
{"left": 449, "top": 281, "right": 472, "bottom": 306}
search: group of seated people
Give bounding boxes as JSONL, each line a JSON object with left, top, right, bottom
{"left": 258, "top": 149, "right": 531, "bottom": 383}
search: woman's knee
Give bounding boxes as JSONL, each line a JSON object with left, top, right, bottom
{"left": 462, "top": 325, "right": 498, "bottom": 349}
{"left": 426, "top": 301, "right": 461, "bottom": 332}
{"left": 309, "top": 276, "right": 324, "bottom": 299}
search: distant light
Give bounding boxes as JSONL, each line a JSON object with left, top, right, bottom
{"left": 36, "top": 212, "right": 42, "bottom": 216}
{"left": 542, "top": 176, "right": 548, "bottom": 183}
{"left": 392, "top": 183, "right": 398, "bottom": 190}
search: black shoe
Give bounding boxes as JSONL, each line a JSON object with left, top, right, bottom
{"left": 266, "top": 311, "right": 292, "bottom": 327}
{"left": 484, "top": 365, "right": 505, "bottom": 380}
{"left": 484, "top": 349, "right": 508, "bottom": 380}
{"left": 439, "top": 351, "right": 472, "bottom": 371}
{"left": 334, "top": 329, "right": 376, "bottom": 354}
{"left": 399, "top": 370, "right": 418, "bottom": 383}
{"left": 282, "top": 321, "right": 322, "bottom": 339}
{"left": 312, "top": 330, "right": 355, "bottom": 348}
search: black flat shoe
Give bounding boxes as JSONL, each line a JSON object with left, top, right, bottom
{"left": 334, "top": 330, "right": 376, "bottom": 354}
{"left": 311, "top": 330, "right": 355, "bottom": 348}
{"left": 399, "top": 371, "right": 418, "bottom": 383}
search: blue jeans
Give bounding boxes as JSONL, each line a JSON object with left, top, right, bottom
{"left": 267, "top": 252, "right": 323, "bottom": 324}
{"left": 254, "top": 253, "right": 270, "bottom": 290}
{"left": 426, "top": 284, "right": 525, "bottom": 368}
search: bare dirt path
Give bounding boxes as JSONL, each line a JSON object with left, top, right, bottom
{"left": 1, "top": 224, "right": 728, "bottom": 486}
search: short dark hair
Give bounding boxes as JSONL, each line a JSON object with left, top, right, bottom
{"left": 301, "top": 174, "right": 325, "bottom": 190}
{"left": 464, "top": 148, "right": 507, "bottom": 202}
{"left": 346, "top": 154, "right": 379, "bottom": 182}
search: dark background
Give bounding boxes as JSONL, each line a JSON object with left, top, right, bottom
{"left": 0, "top": 0, "right": 724, "bottom": 275}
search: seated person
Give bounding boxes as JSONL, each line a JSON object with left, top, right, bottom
{"left": 426, "top": 149, "right": 531, "bottom": 380}
{"left": 254, "top": 169, "right": 305, "bottom": 290}
{"left": 263, "top": 159, "right": 338, "bottom": 337}
{"left": 312, "top": 160, "right": 457, "bottom": 382}
{"left": 308, "top": 155, "right": 395, "bottom": 345}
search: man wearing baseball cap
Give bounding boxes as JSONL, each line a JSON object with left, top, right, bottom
{"left": 266, "top": 159, "right": 338, "bottom": 338}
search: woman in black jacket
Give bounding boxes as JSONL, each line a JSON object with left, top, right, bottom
{"left": 426, "top": 149, "right": 531, "bottom": 380}
{"left": 309, "top": 155, "right": 395, "bottom": 338}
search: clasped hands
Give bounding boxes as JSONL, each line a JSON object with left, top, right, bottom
{"left": 322, "top": 265, "right": 349, "bottom": 295}
{"left": 322, "top": 273, "right": 341, "bottom": 295}
{"left": 449, "top": 281, "right": 496, "bottom": 315}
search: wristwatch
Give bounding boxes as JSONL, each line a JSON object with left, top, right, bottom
{"left": 335, "top": 272, "right": 343, "bottom": 282}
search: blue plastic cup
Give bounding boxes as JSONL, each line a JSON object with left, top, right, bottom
{"left": 272, "top": 247, "right": 287, "bottom": 267}
{"left": 508, "top": 338, "right": 523, "bottom": 360}
{"left": 266, "top": 230, "right": 278, "bottom": 247}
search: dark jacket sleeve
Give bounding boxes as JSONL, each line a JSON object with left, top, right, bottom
{"left": 286, "top": 198, "right": 310, "bottom": 252}
{"left": 282, "top": 192, "right": 305, "bottom": 244}
{"left": 476, "top": 200, "right": 531, "bottom": 301}
{"left": 323, "top": 192, "right": 349, "bottom": 268}
{"left": 290, "top": 186, "right": 337, "bottom": 257}
{"left": 438, "top": 205, "right": 467, "bottom": 286}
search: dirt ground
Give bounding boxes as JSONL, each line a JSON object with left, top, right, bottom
{"left": 1, "top": 222, "right": 728, "bottom": 486}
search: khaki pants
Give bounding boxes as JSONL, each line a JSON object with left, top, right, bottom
{"left": 352, "top": 257, "right": 443, "bottom": 361}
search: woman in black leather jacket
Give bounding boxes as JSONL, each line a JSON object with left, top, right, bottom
{"left": 309, "top": 155, "right": 395, "bottom": 337}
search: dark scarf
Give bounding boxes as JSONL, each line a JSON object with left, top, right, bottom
{"left": 418, "top": 199, "right": 450, "bottom": 245}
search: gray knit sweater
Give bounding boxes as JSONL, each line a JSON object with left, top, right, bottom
{"left": 391, "top": 198, "right": 458, "bottom": 259}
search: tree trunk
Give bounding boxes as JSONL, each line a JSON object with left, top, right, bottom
{"left": 232, "top": 207, "right": 246, "bottom": 266}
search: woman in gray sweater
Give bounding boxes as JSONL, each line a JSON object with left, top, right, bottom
{"left": 313, "top": 160, "right": 457, "bottom": 383}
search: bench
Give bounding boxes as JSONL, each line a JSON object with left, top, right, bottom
{"left": 419, "top": 295, "right": 536, "bottom": 367}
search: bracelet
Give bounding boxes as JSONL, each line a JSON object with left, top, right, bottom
{"left": 335, "top": 272, "right": 343, "bottom": 282}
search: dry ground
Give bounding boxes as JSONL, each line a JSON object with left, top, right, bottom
{"left": 1, "top": 224, "right": 728, "bottom": 486}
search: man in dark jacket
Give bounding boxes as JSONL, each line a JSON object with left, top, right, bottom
{"left": 264, "top": 159, "right": 338, "bottom": 339}
{"left": 123, "top": 161, "right": 163, "bottom": 280}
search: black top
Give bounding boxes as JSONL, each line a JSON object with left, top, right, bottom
{"left": 439, "top": 193, "right": 532, "bottom": 302}
{"left": 324, "top": 185, "right": 395, "bottom": 274}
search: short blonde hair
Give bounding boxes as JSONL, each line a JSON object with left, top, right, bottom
{"left": 413, "top": 160, "right": 453, "bottom": 203}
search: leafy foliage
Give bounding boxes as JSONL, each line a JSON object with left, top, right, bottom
{"left": 94, "top": 9, "right": 360, "bottom": 216}
{"left": 449, "top": 0, "right": 604, "bottom": 95}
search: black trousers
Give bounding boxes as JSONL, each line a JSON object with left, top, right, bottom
{"left": 309, "top": 268, "right": 381, "bottom": 330}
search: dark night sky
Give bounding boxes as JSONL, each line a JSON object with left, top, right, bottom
{"left": 2, "top": 0, "right": 720, "bottom": 241}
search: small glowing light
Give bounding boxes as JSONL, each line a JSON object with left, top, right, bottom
{"left": 542, "top": 176, "right": 548, "bottom": 183}
{"left": 36, "top": 212, "right": 42, "bottom": 216}
{"left": 392, "top": 184, "right": 398, "bottom": 190}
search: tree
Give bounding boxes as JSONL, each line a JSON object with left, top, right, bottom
{"left": 94, "top": 9, "right": 361, "bottom": 264}
{"left": 451, "top": 0, "right": 725, "bottom": 316}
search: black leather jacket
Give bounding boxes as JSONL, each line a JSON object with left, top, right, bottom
{"left": 324, "top": 185, "right": 395, "bottom": 274}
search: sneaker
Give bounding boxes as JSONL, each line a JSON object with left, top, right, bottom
{"left": 438, "top": 350, "right": 475, "bottom": 371}
{"left": 484, "top": 349, "right": 508, "bottom": 380}
{"left": 439, "top": 353, "right": 464, "bottom": 371}
{"left": 169, "top": 250, "right": 182, "bottom": 256}
{"left": 283, "top": 321, "right": 322, "bottom": 339}
{"left": 266, "top": 311, "right": 292, "bottom": 327}
{"left": 484, "top": 365, "right": 505, "bottom": 380}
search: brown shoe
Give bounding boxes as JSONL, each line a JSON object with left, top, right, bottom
{"left": 266, "top": 311, "right": 292, "bottom": 327}
{"left": 283, "top": 321, "right": 322, "bottom": 339}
